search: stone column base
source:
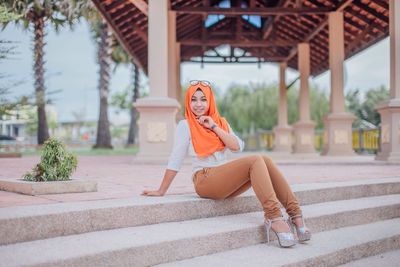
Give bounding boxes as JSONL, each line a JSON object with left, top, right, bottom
{"left": 133, "top": 97, "right": 181, "bottom": 164}
{"left": 292, "top": 120, "right": 316, "bottom": 154}
{"left": 321, "top": 112, "right": 356, "bottom": 156}
{"left": 273, "top": 125, "right": 292, "bottom": 153}
{"left": 375, "top": 99, "right": 400, "bottom": 162}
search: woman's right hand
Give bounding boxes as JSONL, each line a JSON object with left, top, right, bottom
{"left": 141, "top": 189, "right": 165, "bottom": 196}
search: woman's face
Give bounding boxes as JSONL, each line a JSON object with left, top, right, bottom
{"left": 190, "top": 89, "right": 208, "bottom": 117}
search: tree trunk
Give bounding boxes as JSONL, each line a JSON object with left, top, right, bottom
{"left": 94, "top": 20, "right": 113, "bottom": 149}
{"left": 33, "top": 15, "right": 49, "bottom": 145}
{"left": 127, "top": 64, "right": 139, "bottom": 146}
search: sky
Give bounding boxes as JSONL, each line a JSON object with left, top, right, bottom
{"left": 0, "top": 20, "right": 390, "bottom": 123}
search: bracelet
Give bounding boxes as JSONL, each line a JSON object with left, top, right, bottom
{"left": 210, "top": 124, "right": 217, "bottom": 130}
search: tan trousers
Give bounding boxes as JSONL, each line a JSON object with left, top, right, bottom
{"left": 192, "top": 155, "right": 302, "bottom": 219}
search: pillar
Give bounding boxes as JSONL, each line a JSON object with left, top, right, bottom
{"left": 134, "top": 0, "right": 180, "bottom": 162}
{"left": 168, "top": 10, "right": 177, "bottom": 100}
{"left": 322, "top": 11, "right": 356, "bottom": 156}
{"left": 273, "top": 62, "right": 292, "bottom": 152}
{"left": 292, "top": 43, "right": 317, "bottom": 154}
{"left": 176, "top": 43, "right": 184, "bottom": 121}
{"left": 375, "top": 0, "right": 400, "bottom": 162}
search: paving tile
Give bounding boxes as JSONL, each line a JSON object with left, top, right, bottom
{"left": 1, "top": 153, "right": 399, "bottom": 208}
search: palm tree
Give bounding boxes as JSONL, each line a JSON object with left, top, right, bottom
{"left": 68, "top": 0, "right": 113, "bottom": 149}
{"left": 0, "top": 40, "right": 29, "bottom": 117}
{"left": 127, "top": 63, "right": 140, "bottom": 146}
{"left": 1, "top": 0, "right": 79, "bottom": 144}
{"left": 111, "top": 42, "right": 140, "bottom": 146}
{"left": 92, "top": 18, "right": 113, "bottom": 149}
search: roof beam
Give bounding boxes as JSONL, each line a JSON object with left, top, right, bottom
{"left": 186, "top": 57, "right": 286, "bottom": 63}
{"left": 285, "top": 0, "right": 354, "bottom": 64}
{"left": 104, "top": 0, "right": 126, "bottom": 12}
{"left": 262, "top": 0, "right": 291, "bottom": 40}
{"left": 133, "top": 28, "right": 148, "bottom": 42}
{"left": 91, "top": 0, "right": 144, "bottom": 71}
{"left": 345, "top": 8, "right": 387, "bottom": 33}
{"left": 373, "top": 0, "right": 389, "bottom": 10}
{"left": 352, "top": 0, "right": 388, "bottom": 24}
{"left": 180, "top": 39, "right": 296, "bottom": 47}
{"left": 172, "top": 7, "right": 333, "bottom": 16}
{"left": 345, "top": 23, "right": 374, "bottom": 53}
{"left": 128, "top": 0, "right": 148, "bottom": 16}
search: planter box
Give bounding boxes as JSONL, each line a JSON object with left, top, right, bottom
{"left": 0, "top": 153, "right": 22, "bottom": 158}
{"left": 0, "top": 179, "right": 97, "bottom": 195}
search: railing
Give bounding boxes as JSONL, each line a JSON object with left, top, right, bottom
{"left": 242, "top": 128, "right": 380, "bottom": 154}
{"left": 1, "top": 128, "right": 381, "bottom": 154}
{"left": 352, "top": 128, "right": 380, "bottom": 153}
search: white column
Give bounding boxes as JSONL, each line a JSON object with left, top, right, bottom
{"left": 322, "top": 11, "right": 356, "bottom": 156}
{"left": 278, "top": 62, "right": 288, "bottom": 126}
{"left": 298, "top": 43, "right": 311, "bottom": 121}
{"left": 273, "top": 62, "right": 292, "bottom": 152}
{"left": 133, "top": 0, "right": 180, "bottom": 163}
{"left": 148, "top": 0, "right": 168, "bottom": 98}
{"left": 390, "top": 0, "right": 400, "bottom": 99}
{"left": 329, "top": 12, "right": 345, "bottom": 113}
{"left": 176, "top": 43, "right": 181, "bottom": 102}
{"left": 176, "top": 43, "right": 184, "bottom": 121}
{"left": 168, "top": 10, "right": 177, "bottom": 99}
{"left": 375, "top": 0, "right": 400, "bottom": 162}
{"left": 292, "top": 43, "right": 316, "bottom": 154}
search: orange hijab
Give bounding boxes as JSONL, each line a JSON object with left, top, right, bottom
{"left": 185, "top": 83, "right": 230, "bottom": 157}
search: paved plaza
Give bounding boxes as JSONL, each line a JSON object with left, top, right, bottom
{"left": 1, "top": 152, "right": 399, "bottom": 208}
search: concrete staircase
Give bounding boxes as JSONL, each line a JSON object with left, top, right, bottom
{"left": 0, "top": 177, "right": 399, "bottom": 267}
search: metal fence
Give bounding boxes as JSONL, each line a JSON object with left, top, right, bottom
{"left": 1, "top": 128, "right": 381, "bottom": 154}
{"left": 242, "top": 128, "right": 380, "bottom": 154}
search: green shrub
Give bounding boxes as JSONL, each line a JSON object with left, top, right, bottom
{"left": 23, "top": 138, "right": 78, "bottom": 182}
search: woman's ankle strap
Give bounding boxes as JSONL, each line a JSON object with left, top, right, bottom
{"left": 289, "top": 214, "right": 303, "bottom": 220}
{"left": 265, "top": 216, "right": 286, "bottom": 223}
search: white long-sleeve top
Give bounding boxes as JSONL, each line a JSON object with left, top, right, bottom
{"left": 167, "top": 119, "right": 245, "bottom": 175}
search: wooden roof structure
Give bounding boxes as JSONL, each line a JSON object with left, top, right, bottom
{"left": 91, "top": 0, "right": 389, "bottom": 76}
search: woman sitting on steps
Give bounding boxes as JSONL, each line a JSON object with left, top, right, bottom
{"left": 141, "top": 80, "right": 311, "bottom": 248}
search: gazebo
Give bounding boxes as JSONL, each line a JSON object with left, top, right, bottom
{"left": 91, "top": 0, "right": 399, "bottom": 162}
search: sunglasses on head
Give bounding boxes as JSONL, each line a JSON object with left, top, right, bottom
{"left": 190, "top": 80, "right": 211, "bottom": 87}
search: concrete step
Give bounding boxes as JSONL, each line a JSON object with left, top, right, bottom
{"left": 1, "top": 177, "right": 399, "bottom": 245}
{"left": 157, "top": 219, "right": 400, "bottom": 267}
{"left": 337, "top": 249, "right": 400, "bottom": 267}
{"left": 0, "top": 194, "right": 399, "bottom": 267}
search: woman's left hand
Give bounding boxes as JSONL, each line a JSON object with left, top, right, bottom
{"left": 197, "top": 116, "right": 215, "bottom": 129}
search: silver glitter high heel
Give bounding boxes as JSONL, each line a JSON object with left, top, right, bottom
{"left": 265, "top": 217, "right": 296, "bottom": 248}
{"left": 289, "top": 214, "right": 312, "bottom": 243}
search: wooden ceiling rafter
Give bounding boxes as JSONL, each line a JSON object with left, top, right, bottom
{"left": 92, "top": 0, "right": 144, "bottom": 71}
{"left": 110, "top": 4, "right": 134, "bottom": 20}
{"left": 104, "top": 0, "right": 126, "bottom": 12}
{"left": 346, "top": 8, "right": 387, "bottom": 33}
{"left": 180, "top": 39, "right": 297, "bottom": 47}
{"left": 172, "top": 6, "right": 334, "bottom": 15}
{"left": 373, "top": 0, "right": 388, "bottom": 10}
{"left": 178, "top": 22, "right": 201, "bottom": 40}
{"left": 284, "top": 0, "right": 354, "bottom": 64}
{"left": 352, "top": 0, "right": 388, "bottom": 24}
{"left": 114, "top": 11, "right": 142, "bottom": 27}
{"left": 127, "top": 0, "right": 148, "bottom": 16}
{"left": 278, "top": 17, "right": 312, "bottom": 40}
{"left": 91, "top": 0, "right": 389, "bottom": 76}
{"left": 262, "top": 0, "right": 292, "bottom": 40}
{"left": 176, "top": 16, "right": 200, "bottom": 38}
{"left": 344, "top": 14, "right": 368, "bottom": 32}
